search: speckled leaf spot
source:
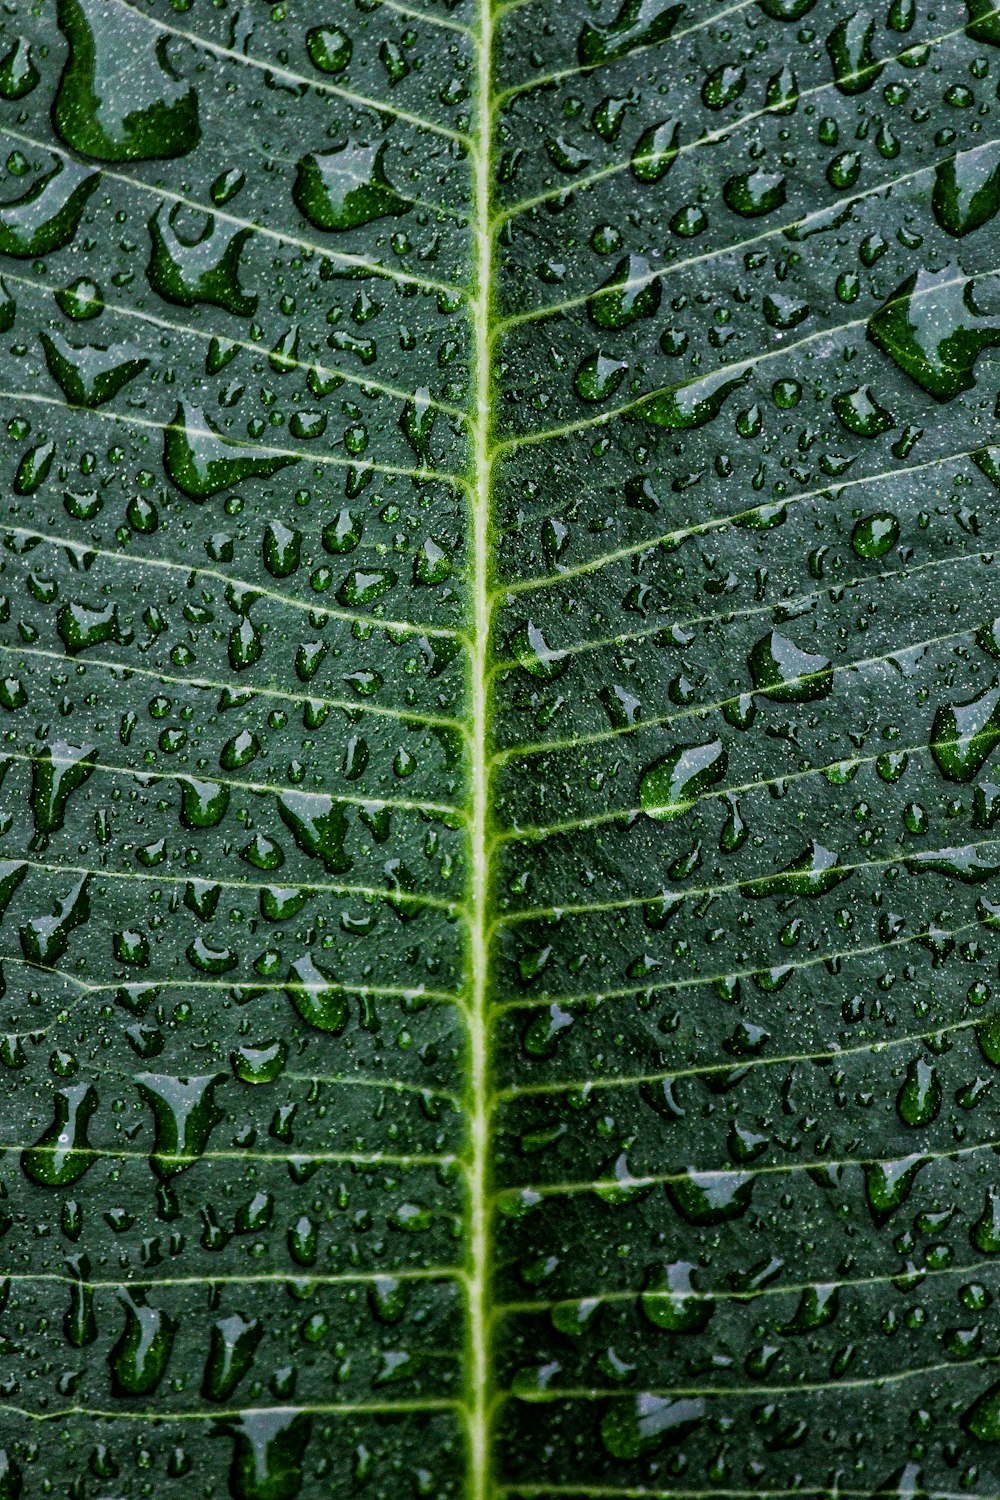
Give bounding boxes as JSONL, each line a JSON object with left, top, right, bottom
{"left": 3, "top": 0, "right": 1000, "bottom": 1496}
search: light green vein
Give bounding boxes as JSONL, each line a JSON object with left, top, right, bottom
{"left": 507, "top": 1356, "right": 995, "bottom": 1402}
{"left": 6, "top": 269, "right": 468, "bottom": 418}
{"left": 495, "top": 0, "right": 759, "bottom": 104}
{"left": 494, "top": 1256, "right": 1000, "bottom": 1317}
{"left": 496, "top": 264, "right": 984, "bottom": 452}
{"left": 0, "top": 125, "right": 468, "bottom": 301}
{"left": 0, "top": 748, "right": 462, "bottom": 820}
{"left": 3, "top": 1398, "right": 461, "bottom": 1423}
{"left": 1, "top": 517, "right": 463, "bottom": 640}
{"left": 495, "top": 834, "right": 1000, "bottom": 927}
{"left": 491, "top": 543, "right": 995, "bottom": 670}
{"left": 495, "top": 618, "right": 981, "bottom": 763}
{"left": 492, "top": 9, "right": 1000, "bottom": 226}
{"left": 2, "top": 857, "right": 465, "bottom": 917}
{"left": 110, "top": 0, "right": 472, "bottom": 146}
{"left": 495, "top": 1009, "right": 996, "bottom": 1098}
{"left": 493, "top": 139, "right": 1000, "bottom": 336}
{"left": 493, "top": 915, "right": 983, "bottom": 1013}
{"left": 0, "top": 644, "right": 466, "bottom": 734}
{"left": 496, "top": 1137, "right": 996, "bottom": 1204}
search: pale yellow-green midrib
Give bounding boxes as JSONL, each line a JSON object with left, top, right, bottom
{"left": 463, "top": 0, "right": 497, "bottom": 1497}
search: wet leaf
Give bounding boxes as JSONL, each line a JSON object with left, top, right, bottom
{"left": 0, "top": 0, "right": 996, "bottom": 1494}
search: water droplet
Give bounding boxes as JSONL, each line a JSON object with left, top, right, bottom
{"left": 294, "top": 142, "right": 412, "bottom": 232}
{"left": 164, "top": 399, "right": 295, "bottom": 499}
{"left": 0, "top": 156, "right": 98, "bottom": 258}
{"left": 21, "top": 1082, "right": 97, "bottom": 1187}
{"left": 108, "top": 1288, "right": 176, "bottom": 1395}
{"left": 306, "top": 26, "right": 352, "bottom": 73}
{"left": 148, "top": 206, "right": 257, "bottom": 315}
{"left": 136, "top": 1072, "right": 224, "bottom": 1177}
{"left": 748, "top": 630, "right": 832, "bottom": 702}
{"left": 54, "top": 0, "right": 199, "bottom": 160}
{"left": 933, "top": 140, "right": 1000, "bottom": 237}
{"left": 640, "top": 740, "right": 727, "bottom": 821}
{"left": 601, "top": 1393, "right": 705, "bottom": 1457}
{"left": 930, "top": 681, "right": 1000, "bottom": 782}
{"left": 868, "top": 266, "right": 1000, "bottom": 402}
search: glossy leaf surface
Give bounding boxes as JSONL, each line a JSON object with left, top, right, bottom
{"left": 1, "top": 0, "right": 1000, "bottom": 1496}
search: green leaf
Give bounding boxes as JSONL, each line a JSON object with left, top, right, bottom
{"left": 0, "top": 0, "right": 1000, "bottom": 1495}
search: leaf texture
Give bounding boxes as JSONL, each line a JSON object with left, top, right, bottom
{"left": 1, "top": 0, "right": 1000, "bottom": 1496}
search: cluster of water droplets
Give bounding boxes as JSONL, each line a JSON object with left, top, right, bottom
{"left": 487, "top": 0, "right": 1000, "bottom": 1489}
{"left": 1, "top": 0, "right": 1000, "bottom": 1492}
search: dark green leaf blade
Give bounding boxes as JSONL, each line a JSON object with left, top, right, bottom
{"left": 2, "top": 0, "right": 1000, "bottom": 1495}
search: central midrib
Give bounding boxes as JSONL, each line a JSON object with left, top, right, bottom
{"left": 464, "top": 0, "right": 497, "bottom": 1497}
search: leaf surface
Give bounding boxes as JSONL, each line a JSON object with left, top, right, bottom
{"left": 1, "top": 0, "right": 1000, "bottom": 1495}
